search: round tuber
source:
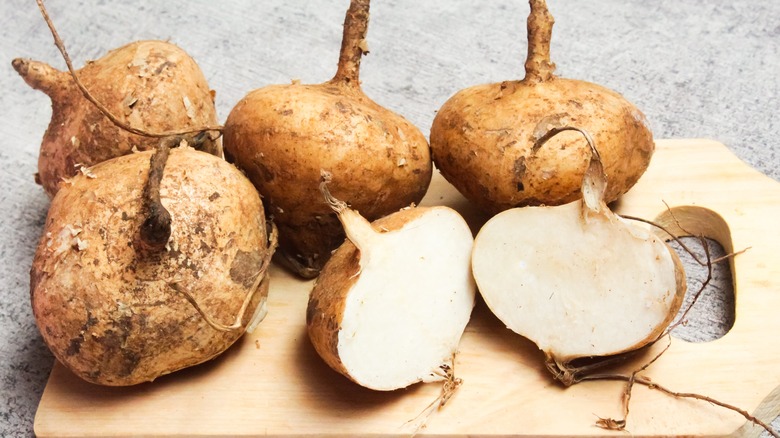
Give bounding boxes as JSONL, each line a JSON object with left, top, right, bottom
{"left": 430, "top": 0, "right": 654, "bottom": 214}
{"left": 471, "top": 127, "right": 685, "bottom": 379}
{"left": 13, "top": 39, "right": 221, "bottom": 197}
{"left": 30, "top": 143, "right": 275, "bottom": 385}
{"left": 307, "top": 175, "right": 475, "bottom": 390}
{"left": 223, "top": 0, "right": 432, "bottom": 278}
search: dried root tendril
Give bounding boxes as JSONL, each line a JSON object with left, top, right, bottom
{"left": 318, "top": 168, "right": 378, "bottom": 264}
{"left": 319, "top": 170, "right": 348, "bottom": 214}
{"left": 404, "top": 352, "right": 463, "bottom": 436}
{"left": 169, "top": 223, "right": 279, "bottom": 332}
{"left": 585, "top": 369, "right": 779, "bottom": 437}
{"left": 531, "top": 124, "right": 606, "bottom": 214}
{"left": 136, "top": 138, "right": 174, "bottom": 253}
{"left": 618, "top": 210, "right": 748, "bottom": 335}
{"left": 569, "top": 317, "right": 776, "bottom": 437}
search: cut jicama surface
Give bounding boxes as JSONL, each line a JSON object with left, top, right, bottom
{"left": 472, "top": 126, "right": 686, "bottom": 372}
{"left": 473, "top": 201, "right": 685, "bottom": 363}
{"left": 307, "top": 203, "right": 476, "bottom": 391}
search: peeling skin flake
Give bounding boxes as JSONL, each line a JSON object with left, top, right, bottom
{"left": 123, "top": 95, "right": 138, "bottom": 115}
{"left": 183, "top": 96, "right": 195, "bottom": 120}
{"left": 48, "top": 224, "right": 91, "bottom": 254}
{"left": 358, "top": 39, "right": 369, "bottom": 54}
{"left": 65, "top": 224, "right": 82, "bottom": 237}
{"left": 74, "top": 238, "right": 89, "bottom": 251}
{"left": 75, "top": 164, "right": 97, "bottom": 179}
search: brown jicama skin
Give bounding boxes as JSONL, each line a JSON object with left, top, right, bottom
{"left": 13, "top": 40, "right": 221, "bottom": 197}
{"left": 430, "top": 0, "right": 654, "bottom": 214}
{"left": 30, "top": 145, "right": 274, "bottom": 386}
{"left": 471, "top": 127, "right": 685, "bottom": 383}
{"left": 224, "top": 0, "right": 432, "bottom": 278}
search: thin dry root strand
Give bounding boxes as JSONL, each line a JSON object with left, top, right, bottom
{"left": 405, "top": 353, "right": 464, "bottom": 436}
{"left": 524, "top": 0, "right": 557, "bottom": 82}
{"left": 593, "top": 338, "right": 672, "bottom": 432}
{"left": 170, "top": 223, "right": 279, "bottom": 332}
{"left": 594, "top": 416, "right": 626, "bottom": 432}
{"left": 619, "top": 213, "right": 749, "bottom": 267}
{"left": 332, "top": 0, "right": 371, "bottom": 85}
{"left": 434, "top": 358, "right": 464, "bottom": 410}
{"left": 578, "top": 337, "right": 780, "bottom": 438}
{"left": 618, "top": 211, "right": 747, "bottom": 334}
{"left": 543, "top": 348, "right": 647, "bottom": 388}
{"left": 319, "top": 170, "right": 348, "bottom": 214}
{"left": 586, "top": 373, "right": 780, "bottom": 437}
{"left": 318, "top": 169, "right": 378, "bottom": 257}
{"left": 637, "top": 376, "right": 779, "bottom": 438}
{"left": 532, "top": 125, "right": 601, "bottom": 163}
{"left": 665, "top": 234, "right": 713, "bottom": 334}
{"left": 35, "top": 0, "right": 223, "bottom": 139}
{"left": 545, "top": 356, "right": 576, "bottom": 387}
{"left": 532, "top": 125, "right": 606, "bottom": 212}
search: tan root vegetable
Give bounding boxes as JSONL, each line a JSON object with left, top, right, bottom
{"left": 471, "top": 127, "right": 685, "bottom": 380}
{"left": 307, "top": 174, "right": 475, "bottom": 390}
{"left": 13, "top": 39, "right": 221, "bottom": 197}
{"left": 30, "top": 141, "right": 276, "bottom": 386}
{"left": 224, "top": 0, "right": 432, "bottom": 278}
{"left": 430, "top": 0, "right": 654, "bottom": 214}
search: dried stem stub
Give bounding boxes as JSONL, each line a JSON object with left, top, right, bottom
{"left": 332, "top": 0, "right": 371, "bottom": 85}
{"left": 524, "top": 0, "right": 556, "bottom": 82}
{"left": 136, "top": 139, "right": 174, "bottom": 252}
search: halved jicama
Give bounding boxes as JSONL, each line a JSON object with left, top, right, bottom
{"left": 307, "top": 177, "right": 476, "bottom": 390}
{"left": 472, "top": 127, "right": 686, "bottom": 377}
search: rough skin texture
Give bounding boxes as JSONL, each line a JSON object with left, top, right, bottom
{"left": 224, "top": 81, "right": 431, "bottom": 277}
{"left": 430, "top": 77, "right": 654, "bottom": 215}
{"left": 30, "top": 149, "right": 272, "bottom": 386}
{"left": 13, "top": 40, "right": 221, "bottom": 197}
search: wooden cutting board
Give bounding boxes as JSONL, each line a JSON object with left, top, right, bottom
{"left": 33, "top": 139, "right": 780, "bottom": 437}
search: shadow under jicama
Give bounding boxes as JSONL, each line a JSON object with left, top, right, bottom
{"left": 292, "top": 325, "right": 422, "bottom": 415}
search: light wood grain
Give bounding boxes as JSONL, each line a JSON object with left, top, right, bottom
{"left": 34, "top": 139, "right": 780, "bottom": 437}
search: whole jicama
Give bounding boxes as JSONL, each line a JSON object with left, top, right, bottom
{"left": 13, "top": 40, "right": 221, "bottom": 197}
{"left": 430, "top": 0, "right": 654, "bottom": 214}
{"left": 223, "top": 0, "right": 432, "bottom": 278}
{"left": 30, "top": 141, "right": 275, "bottom": 385}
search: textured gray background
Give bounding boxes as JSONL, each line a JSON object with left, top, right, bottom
{"left": 1, "top": 0, "right": 778, "bottom": 436}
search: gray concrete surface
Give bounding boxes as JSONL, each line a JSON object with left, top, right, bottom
{"left": 1, "top": 0, "right": 778, "bottom": 436}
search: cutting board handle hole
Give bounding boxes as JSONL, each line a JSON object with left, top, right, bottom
{"left": 652, "top": 206, "right": 736, "bottom": 342}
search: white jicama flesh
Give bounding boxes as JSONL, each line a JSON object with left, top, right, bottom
{"left": 307, "top": 178, "right": 476, "bottom": 391}
{"left": 472, "top": 127, "right": 686, "bottom": 376}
